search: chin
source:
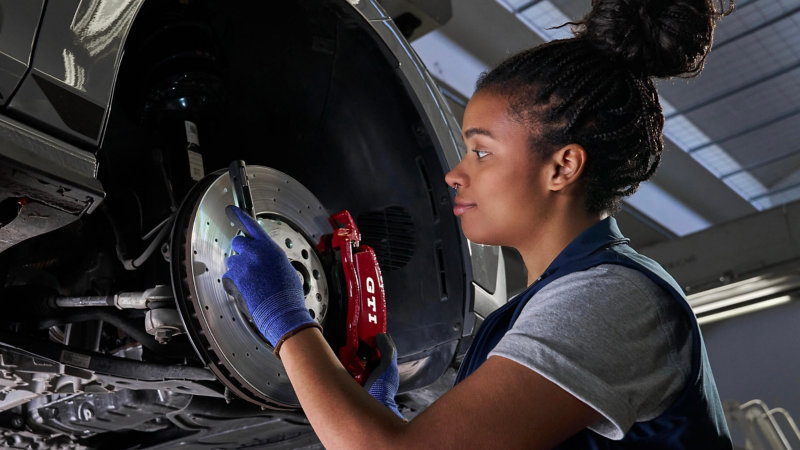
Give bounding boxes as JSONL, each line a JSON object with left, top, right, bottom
{"left": 461, "top": 219, "right": 504, "bottom": 246}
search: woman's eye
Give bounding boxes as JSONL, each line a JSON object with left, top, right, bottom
{"left": 473, "top": 150, "right": 490, "bottom": 159}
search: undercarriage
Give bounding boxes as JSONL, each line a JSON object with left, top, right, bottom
{"left": 0, "top": 0, "right": 472, "bottom": 448}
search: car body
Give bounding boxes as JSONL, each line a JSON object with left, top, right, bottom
{"left": 0, "top": 0, "right": 511, "bottom": 448}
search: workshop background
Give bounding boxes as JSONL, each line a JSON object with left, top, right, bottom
{"left": 0, "top": 0, "right": 797, "bottom": 448}
{"left": 402, "top": 0, "right": 800, "bottom": 446}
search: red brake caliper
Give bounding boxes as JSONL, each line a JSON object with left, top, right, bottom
{"left": 325, "top": 211, "right": 387, "bottom": 386}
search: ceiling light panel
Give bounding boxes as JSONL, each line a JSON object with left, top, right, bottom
{"left": 518, "top": 1, "right": 573, "bottom": 41}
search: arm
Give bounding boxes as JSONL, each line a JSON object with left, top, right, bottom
{"left": 222, "top": 205, "right": 601, "bottom": 449}
{"left": 281, "top": 327, "right": 602, "bottom": 450}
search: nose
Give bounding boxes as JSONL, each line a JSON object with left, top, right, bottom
{"left": 445, "top": 159, "right": 468, "bottom": 191}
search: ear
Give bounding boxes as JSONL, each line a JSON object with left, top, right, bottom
{"left": 547, "top": 144, "right": 587, "bottom": 192}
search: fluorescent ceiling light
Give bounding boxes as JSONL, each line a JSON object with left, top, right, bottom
{"left": 687, "top": 274, "right": 799, "bottom": 307}
{"left": 696, "top": 295, "right": 792, "bottom": 325}
{"left": 625, "top": 182, "right": 711, "bottom": 237}
{"left": 687, "top": 272, "right": 800, "bottom": 324}
{"left": 692, "top": 286, "right": 787, "bottom": 314}
{"left": 517, "top": 2, "right": 573, "bottom": 41}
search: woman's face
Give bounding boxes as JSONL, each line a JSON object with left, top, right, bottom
{"left": 445, "top": 89, "right": 551, "bottom": 247}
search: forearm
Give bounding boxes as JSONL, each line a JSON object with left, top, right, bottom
{"left": 280, "top": 327, "right": 408, "bottom": 449}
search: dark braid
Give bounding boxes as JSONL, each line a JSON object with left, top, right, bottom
{"left": 474, "top": 0, "right": 732, "bottom": 215}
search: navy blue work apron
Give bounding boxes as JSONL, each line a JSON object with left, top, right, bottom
{"left": 456, "top": 217, "right": 732, "bottom": 449}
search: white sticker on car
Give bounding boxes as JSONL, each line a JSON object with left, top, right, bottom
{"left": 185, "top": 120, "right": 200, "bottom": 146}
{"left": 188, "top": 150, "right": 205, "bottom": 181}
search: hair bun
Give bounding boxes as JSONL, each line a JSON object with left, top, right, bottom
{"left": 575, "top": 0, "right": 732, "bottom": 78}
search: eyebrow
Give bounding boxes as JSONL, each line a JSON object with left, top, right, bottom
{"left": 463, "top": 127, "right": 495, "bottom": 139}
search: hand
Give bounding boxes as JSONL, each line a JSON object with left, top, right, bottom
{"left": 222, "top": 205, "right": 320, "bottom": 355}
{"left": 364, "top": 333, "right": 404, "bottom": 420}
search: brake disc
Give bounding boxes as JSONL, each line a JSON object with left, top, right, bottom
{"left": 171, "top": 166, "right": 333, "bottom": 408}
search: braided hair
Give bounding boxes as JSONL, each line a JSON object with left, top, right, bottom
{"left": 476, "top": 0, "right": 733, "bottom": 214}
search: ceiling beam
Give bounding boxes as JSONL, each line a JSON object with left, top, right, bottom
{"left": 735, "top": 0, "right": 767, "bottom": 9}
{"left": 688, "top": 106, "right": 800, "bottom": 154}
{"left": 714, "top": 4, "right": 800, "bottom": 50}
{"left": 722, "top": 146, "right": 800, "bottom": 180}
{"left": 749, "top": 180, "right": 800, "bottom": 202}
{"left": 665, "top": 61, "right": 800, "bottom": 119}
{"left": 514, "top": 0, "right": 544, "bottom": 13}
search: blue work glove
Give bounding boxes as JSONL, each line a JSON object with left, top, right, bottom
{"left": 364, "top": 333, "right": 405, "bottom": 420}
{"left": 222, "top": 205, "right": 320, "bottom": 356}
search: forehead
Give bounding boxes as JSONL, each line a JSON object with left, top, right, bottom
{"left": 462, "top": 90, "right": 528, "bottom": 141}
{"left": 463, "top": 90, "right": 509, "bottom": 125}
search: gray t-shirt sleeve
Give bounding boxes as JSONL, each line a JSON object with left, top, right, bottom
{"left": 487, "top": 264, "right": 692, "bottom": 440}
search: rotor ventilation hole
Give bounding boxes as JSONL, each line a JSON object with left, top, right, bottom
{"left": 357, "top": 206, "right": 415, "bottom": 271}
{"left": 291, "top": 261, "right": 312, "bottom": 295}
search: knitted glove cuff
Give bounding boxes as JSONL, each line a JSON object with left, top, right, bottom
{"left": 272, "top": 322, "right": 322, "bottom": 359}
{"left": 368, "top": 379, "right": 405, "bottom": 420}
{"left": 250, "top": 289, "right": 313, "bottom": 345}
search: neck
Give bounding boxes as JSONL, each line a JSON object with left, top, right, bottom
{"left": 516, "top": 203, "right": 603, "bottom": 286}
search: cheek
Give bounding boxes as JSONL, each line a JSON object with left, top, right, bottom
{"left": 459, "top": 165, "right": 540, "bottom": 245}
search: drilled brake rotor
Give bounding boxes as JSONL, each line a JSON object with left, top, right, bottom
{"left": 171, "top": 167, "right": 333, "bottom": 408}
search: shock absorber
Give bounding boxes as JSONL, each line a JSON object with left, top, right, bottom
{"left": 119, "top": 3, "right": 227, "bottom": 200}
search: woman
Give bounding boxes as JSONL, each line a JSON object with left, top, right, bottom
{"left": 223, "top": 0, "right": 734, "bottom": 447}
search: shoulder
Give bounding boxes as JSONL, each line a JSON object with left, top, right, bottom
{"left": 489, "top": 263, "right": 693, "bottom": 438}
{"left": 526, "top": 264, "right": 677, "bottom": 323}
{"left": 543, "top": 263, "right": 666, "bottom": 297}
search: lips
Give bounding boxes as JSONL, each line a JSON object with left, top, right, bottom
{"left": 453, "top": 197, "right": 476, "bottom": 217}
